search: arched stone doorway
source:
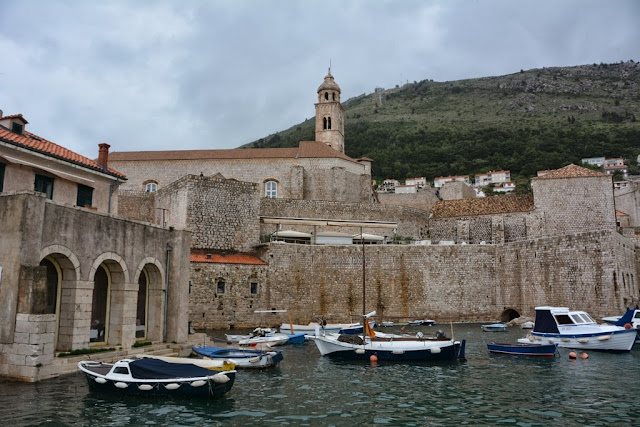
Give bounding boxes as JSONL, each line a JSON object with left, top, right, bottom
{"left": 89, "top": 253, "right": 128, "bottom": 347}
{"left": 38, "top": 246, "right": 80, "bottom": 351}
{"left": 500, "top": 308, "right": 520, "bottom": 322}
{"left": 134, "top": 259, "right": 164, "bottom": 342}
{"left": 90, "top": 264, "right": 110, "bottom": 344}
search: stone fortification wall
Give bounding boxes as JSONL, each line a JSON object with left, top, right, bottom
{"left": 615, "top": 181, "right": 639, "bottom": 228}
{"left": 221, "top": 230, "right": 636, "bottom": 328}
{"left": 439, "top": 181, "right": 476, "bottom": 201}
{"left": 158, "top": 175, "right": 260, "bottom": 252}
{"left": 427, "top": 212, "right": 540, "bottom": 244}
{"left": 110, "top": 156, "right": 370, "bottom": 202}
{"left": 377, "top": 190, "right": 439, "bottom": 212}
{"left": 260, "top": 198, "right": 430, "bottom": 240}
{"left": 117, "top": 190, "right": 156, "bottom": 223}
{"left": 533, "top": 175, "right": 616, "bottom": 236}
{"left": 189, "top": 262, "right": 268, "bottom": 330}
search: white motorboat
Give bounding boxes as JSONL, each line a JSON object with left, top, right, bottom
{"left": 517, "top": 306, "right": 636, "bottom": 352}
{"left": 280, "top": 322, "right": 361, "bottom": 333}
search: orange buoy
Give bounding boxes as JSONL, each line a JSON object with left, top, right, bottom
{"left": 569, "top": 352, "right": 577, "bottom": 359}
{"left": 370, "top": 354, "right": 378, "bottom": 362}
{"left": 624, "top": 323, "right": 632, "bottom": 330}
{"left": 581, "top": 352, "right": 589, "bottom": 360}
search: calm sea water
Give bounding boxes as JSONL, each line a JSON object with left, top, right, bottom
{"left": 1, "top": 324, "right": 639, "bottom": 426}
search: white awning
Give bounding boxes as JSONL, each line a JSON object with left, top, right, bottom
{"left": 272, "top": 230, "right": 312, "bottom": 238}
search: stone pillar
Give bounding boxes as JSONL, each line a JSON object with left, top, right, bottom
{"left": 290, "top": 165, "right": 304, "bottom": 200}
{"left": 492, "top": 216, "right": 505, "bottom": 244}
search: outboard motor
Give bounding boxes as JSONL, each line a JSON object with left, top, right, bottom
{"left": 436, "top": 330, "right": 445, "bottom": 339}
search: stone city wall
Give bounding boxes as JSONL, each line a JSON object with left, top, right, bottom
{"left": 377, "top": 190, "right": 440, "bottom": 212}
{"left": 184, "top": 229, "right": 637, "bottom": 329}
{"left": 117, "top": 190, "right": 156, "bottom": 224}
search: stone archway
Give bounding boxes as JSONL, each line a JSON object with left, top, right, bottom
{"left": 89, "top": 253, "right": 129, "bottom": 347}
{"left": 500, "top": 308, "right": 520, "bottom": 322}
{"left": 133, "top": 258, "right": 164, "bottom": 342}
{"left": 38, "top": 245, "right": 80, "bottom": 351}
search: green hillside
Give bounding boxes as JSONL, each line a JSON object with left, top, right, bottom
{"left": 246, "top": 61, "right": 640, "bottom": 190}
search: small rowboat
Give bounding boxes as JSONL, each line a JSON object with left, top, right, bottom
{"left": 192, "top": 346, "right": 284, "bottom": 369}
{"left": 481, "top": 324, "right": 508, "bottom": 332}
{"left": 487, "top": 342, "right": 558, "bottom": 357}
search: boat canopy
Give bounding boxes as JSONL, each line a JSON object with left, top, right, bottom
{"left": 128, "top": 358, "right": 217, "bottom": 379}
{"left": 532, "top": 308, "right": 559, "bottom": 334}
{"left": 614, "top": 308, "right": 637, "bottom": 326}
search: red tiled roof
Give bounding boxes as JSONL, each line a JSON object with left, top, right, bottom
{"left": 1, "top": 114, "right": 28, "bottom": 123}
{"left": 190, "top": 253, "right": 267, "bottom": 265}
{"left": 430, "top": 195, "right": 534, "bottom": 219}
{"left": 0, "top": 122, "right": 126, "bottom": 179}
{"left": 532, "top": 164, "right": 607, "bottom": 180}
{"left": 109, "top": 141, "right": 361, "bottom": 165}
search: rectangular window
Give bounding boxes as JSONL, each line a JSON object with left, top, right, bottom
{"left": 11, "top": 122, "right": 23, "bottom": 135}
{"left": 250, "top": 282, "right": 258, "bottom": 295}
{"left": 216, "top": 280, "right": 226, "bottom": 295}
{"left": 76, "top": 184, "right": 94, "bottom": 207}
{"left": 0, "top": 162, "right": 5, "bottom": 192}
{"left": 34, "top": 174, "right": 54, "bottom": 199}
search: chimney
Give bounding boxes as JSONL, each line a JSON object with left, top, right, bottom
{"left": 206, "top": 253, "right": 212, "bottom": 260}
{"left": 98, "top": 143, "right": 110, "bottom": 169}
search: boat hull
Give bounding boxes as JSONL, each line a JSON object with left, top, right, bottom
{"left": 487, "top": 342, "right": 557, "bottom": 357}
{"left": 192, "top": 346, "right": 284, "bottom": 369}
{"left": 309, "top": 335, "right": 465, "bottom": 362}
{"left": 520, "top": 329, "right": 636, "bottom": 352}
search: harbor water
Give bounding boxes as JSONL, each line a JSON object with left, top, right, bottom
{"left": 1, "top": 323, "right": 639, "bottom": 426}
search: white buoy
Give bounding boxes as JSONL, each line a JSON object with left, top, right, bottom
{"left": 114, "top": 382, "right": 129, "bottom": 389}
{"left": 94, "top": 377, "right": 107, "bottom": 384}
{"left": 355, "top": 348, "right": 366, "bottom": 355}
{"left": 577, "top": 338, "right": 589, "bottom": 344}
{"left": 430, "top": 347, "right": 441, "bottom": 354}
{"left": 138, "top": 384, "right": 153, "bottom": 391}
{"left": 213, "top": 374, "right": 230, "bottom": 384}
{"left": 164, "top": 383, "right": 181, "bottom": 390}
{"left": 561, "top": 338, "right": 570, "bottom": 342}
{"left": 392, "top": 349, "right": 405, "bottom": 355}
{"left": 249, "top": 357, "right": 261, "bottom": 363}
{"left": 597, "top": 335, "right": 611, "bottom": 341}
{"left": 190, "top": 380, "right": 207, "bottom": 388}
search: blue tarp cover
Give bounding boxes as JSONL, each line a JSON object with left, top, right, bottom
{"left": 128, "top": 358, "right": 215, "bottom": 379}
{"left": 532, "top": 309, "right": 559, "bottom": 334}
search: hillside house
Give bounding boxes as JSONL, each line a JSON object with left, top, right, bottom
{"left": 474, "top": 170, "right": 511, "bottom": 187}
{"left": 434, "top": 175, "right": 470, "bottom": 188}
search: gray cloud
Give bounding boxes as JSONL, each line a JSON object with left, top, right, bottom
{"left": 0, "top": 0, "right": 638, "bottom": 158}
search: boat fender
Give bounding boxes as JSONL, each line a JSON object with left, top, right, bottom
{"left": 165, "top": 383, "right": 181, "bottom": 390}
{"left": 267, "top": 351, "right": 278, "bottom": 356}
{"left": 548, "top": 339, "right": 554, "bottom": 343}
{"left": 190, "top": 380, "right": 207, "bottom": 387}
{"left": 577, "top": 338, "right": 589, "bottom": 344}
{"left": 213, "top": 373, "right": 230, "bottom": 384}
{"left": 430, "top": 347, "right": 441, "bottom": 354}
{"left": 114, "top": 382, "right": 129, "bottom": 389}
{"left": 416, "top": 332, "right": 424, "bottom": 339}
{"left": 138, "top": 384, "right": 154, "bottom": 391}
{"left": 597, "top": 335, "right": 611, "bottom": 341}
{"left": 94, "top": 377, "right": 107, "bottom": 384}
{"left": 249, "top": 356, "right": 261, "bottom": 363}
{"left": 561, "top": 338, "right": 570, "bottom": 342}
{"left": 392, "top": 350, "right": 405, "bottom": 355}
{"left": 355, "top": 348, "right": 366, "bottom": 355}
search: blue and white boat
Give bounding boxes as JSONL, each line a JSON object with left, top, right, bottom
{"left": 603, "top": 308, "right": 640, "bottom": 342}
{"left": 518, "top": 306, "right": 637, "bottom": 353}
{"left": 78, "top": 358, "right": 236, "bottom": 398}
{"left": 192, "top": 346, "right": 283, "bottom": 369}
{"left": 487, "top": 342, "right": 558, "bottom": 357}
{"left": 481, "top": 323, "right": 508, "bottom": 332}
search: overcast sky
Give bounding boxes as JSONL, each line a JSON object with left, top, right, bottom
{"left": 1, "top": 0, "right": 638, "bottom": 159}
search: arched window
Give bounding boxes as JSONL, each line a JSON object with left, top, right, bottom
{"left": 328, "top": 117, "right": 332, "bottom": 129}
{"left": 332, "top": 92, "right": 336, "bottom": 101}
{"left": 144, "top": 181, "right": 158, "bottom": 193}
{"left": 265, "top": 180, "right": 278, "bottom": 198}
{"left": 323, "top": 117, "right": 327, "bottom": 130}
{"left": 324, "top": 92, "right": 329, "bottom": 101}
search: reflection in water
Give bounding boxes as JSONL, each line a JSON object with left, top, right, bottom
{"left": 0, "top": 324, "right": 639, "bottom": 425}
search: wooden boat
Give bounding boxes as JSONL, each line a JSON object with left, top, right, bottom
{"left": 517, "top": 306, "right": 637, "bottom": 352}
{"left": 309, "top": 311, "right": 466, "bottom": 362}
{"left": 487, "top": 342, "right": 558, "bottom": 357}
{"left": 136, "top": 354, "right": 236, "bottom": 371}
{"left": 78, "top": 358, "right": 236, "bottom": 398}
{"left": 192, "top": 346, "right": 283, "bottom": 369}
{"left": 481, "top": 324, "right": 508, "bottom": 332}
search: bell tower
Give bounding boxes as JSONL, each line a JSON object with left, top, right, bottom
{"left": 315, "top": 69, "right": 345, "bottom": 153}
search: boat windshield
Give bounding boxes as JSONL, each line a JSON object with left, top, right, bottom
{"left": 634, "top": 312, "right": 640, "bottom": 319}
{"left": 570, "top": 314, "right": 585, "bottom": 324}
{"left": 554, "top": 314, "right": 574, "bottom": 325}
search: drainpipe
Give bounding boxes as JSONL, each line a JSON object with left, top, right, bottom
{"left": 163, "top": 244, "right": 173, "bottom": 342}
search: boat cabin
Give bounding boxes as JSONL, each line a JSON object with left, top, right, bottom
{"left": 532, "top": 306, "right": 596, "bottom": 333}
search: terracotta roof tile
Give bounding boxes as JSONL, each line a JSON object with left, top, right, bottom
{"left": 0, "top": 126, "right": 126, "bottom": 179}
{"left": 109, "top": 141, "right": 361, "bottom": 165}
{"left": 1, "top": 114, "right": 28, "bottom": 123}
{"left": 190, "top": 253, "right": 267, "bottom": 265}
{"left": 431, "top": 195, "right": 534, "bottom": 219}
{"left": 532, "top": 164, "right": 607, "bottom": 180}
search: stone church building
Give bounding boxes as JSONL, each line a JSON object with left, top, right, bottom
{"left": 109, "top": 71, "right": 373, "bottom": 204}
